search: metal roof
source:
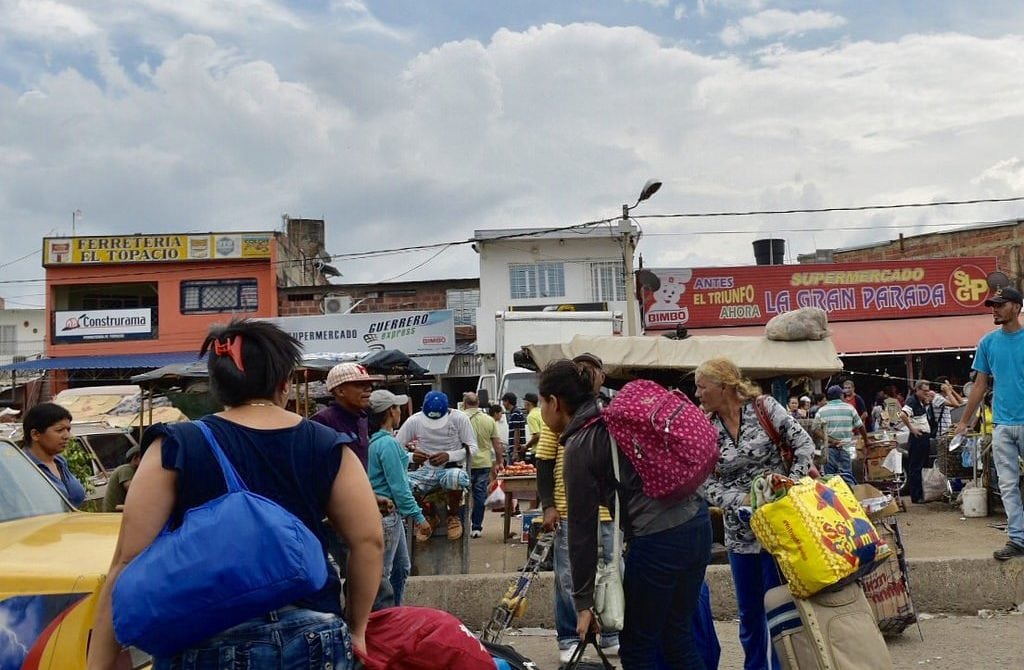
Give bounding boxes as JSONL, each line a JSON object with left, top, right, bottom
{"left": 0, "top": 351, "right": 199, "bottom": 372}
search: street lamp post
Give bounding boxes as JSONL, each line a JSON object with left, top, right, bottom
{"left": 620, "top": 179, "right": 662, "bottom": 336}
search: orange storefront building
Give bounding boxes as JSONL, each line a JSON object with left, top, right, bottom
{"left": 11, "top": 230, "right": 305, "bottom": 392}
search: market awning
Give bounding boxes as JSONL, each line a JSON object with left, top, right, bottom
{"left": 0, "top": 351, "right": 198, "bottom": 372}
{"left": 685, "top": 313, "right": 995, "bottom": 357}
{"left": 413, "top": 354, "right": 454, "bottom": 375}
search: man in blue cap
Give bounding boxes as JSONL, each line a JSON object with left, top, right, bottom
{"left": 397, "top": 391, "right": 477, "bottom": 541}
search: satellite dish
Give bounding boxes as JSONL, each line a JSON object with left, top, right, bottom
{"left": 987, "top": 271, "right": 1010, "bottom": 290}
{"left": 636, "top": 269, "right": 661, "bottom": 292}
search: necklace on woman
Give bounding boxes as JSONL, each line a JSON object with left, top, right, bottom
{"left": 243, "top": 401, "right": 276, "bottom": 407}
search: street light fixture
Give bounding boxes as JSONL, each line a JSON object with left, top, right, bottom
{"left": 620, "top": 179, "right": 662, "bottom": 336}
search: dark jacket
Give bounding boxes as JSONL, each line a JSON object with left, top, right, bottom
{"left": 562, "top": 398, "right": 702, "bottom": 610}
{"left": 310, "top": 402, "right": 369, "bottom": 469}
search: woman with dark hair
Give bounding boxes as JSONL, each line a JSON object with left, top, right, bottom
{"left": 88, "top": 319, "right": 383, "bottom": 669}
{"left": 366, "top": 389, "right": 431, "bottom": 610}
{"left": 22, "top": 401, "right": 85, "bottom": 506}
{"left": 540, "top": 359, "right": 711, "bottom": 669}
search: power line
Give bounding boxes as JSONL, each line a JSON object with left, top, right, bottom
{"left": 632, "top": 195, "right": 1024, "bottom": 219}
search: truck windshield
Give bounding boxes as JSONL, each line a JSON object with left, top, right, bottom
{"left": 0, "top": 440, "right": 70, "bottom": 522}
{"left": 501, "top": 372, "right": 539, "bottom": 403}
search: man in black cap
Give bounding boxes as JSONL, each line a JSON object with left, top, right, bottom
{"left": 955, "top": 286, "right": 1024, "bottom": 560}
{"left": 102, "top": 445, "right": 142, "bottom": 512}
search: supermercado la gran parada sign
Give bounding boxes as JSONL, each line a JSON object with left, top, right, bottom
{"left": 268, "top": 311, "right": 456, "bottom": 356}
{"left": 642, "top": 257, "right": 998, "bottom": 330}
{"left": 42, "top": 233, "right": 273, "bottom": 265}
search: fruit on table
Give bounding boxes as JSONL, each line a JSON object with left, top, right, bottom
{"left": 502, "top": 461, "right": 536, "bottom": 476}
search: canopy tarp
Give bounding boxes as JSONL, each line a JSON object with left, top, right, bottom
{"left": 524, "top": 334, "right": 843, "bottom": 381}
{"left": 131, "top": 349, "right": 430, "bottom": 385}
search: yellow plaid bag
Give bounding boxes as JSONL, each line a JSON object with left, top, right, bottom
{"left": 750, "top": 476, "right": 891, "bottom": 598}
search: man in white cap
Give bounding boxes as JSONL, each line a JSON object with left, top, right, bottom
{"left": 0, "top": 407, "right": 19, "bottom": 423}
{"left": 397, "top": 391, "right": 477, "bottom": 540}
{"left": 311, "top": 362, "right": 382, "bottom": 469}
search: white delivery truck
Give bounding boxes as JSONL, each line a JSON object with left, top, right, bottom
{"left": 476, "top": 310, "right": 622, "bottom": 407}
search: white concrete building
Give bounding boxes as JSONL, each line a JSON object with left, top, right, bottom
{"left": 0, "top": 307, "right": 45, "bottom": 372}
{"left": 472, "top": 225, "right": 637, "bottom": 369}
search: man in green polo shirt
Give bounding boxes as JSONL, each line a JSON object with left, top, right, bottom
{"left": 463, "top": 392, "right": 502, "bottom": 538}
{"left": 102, "top": 445, "right": 141, "bottom": 512}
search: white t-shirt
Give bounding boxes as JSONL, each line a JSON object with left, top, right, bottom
{"left": 396, "top": 409, "right": 479, "bottom": 466}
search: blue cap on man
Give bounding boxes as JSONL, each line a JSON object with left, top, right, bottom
{"left": 826, "top": 385, "right": 844, "bottom": 400}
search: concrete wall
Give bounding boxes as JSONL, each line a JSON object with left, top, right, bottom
{"left": 404, "top": 557, "right": 1024, "bottom": 628}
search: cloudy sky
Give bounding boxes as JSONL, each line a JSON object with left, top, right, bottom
{"left": 3, "top": 0, "right": 1024, "bottom": 306}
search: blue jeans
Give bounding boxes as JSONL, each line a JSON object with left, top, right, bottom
{"left": 374, "top": 511, "right": 410, "bottom": 610}
{"left": 471, "top": 467, "right": 491, "bottom": 531}
{"left": 992, "top": 424, "right": 1024, "bottom": 547}
{"left": 620, "top": 504, "right": 712, "bottom": 669}
{"left": 728, "top": 550, "right": 782, "bottom": 670}
{"left": 154, "top": 607, "right": 353, "bottom": 670}
{"left": 552, "top": 519, "right": 620, "bottom": 650}
{"left": 824, "top": 446, "right": 856, "bottom": 487}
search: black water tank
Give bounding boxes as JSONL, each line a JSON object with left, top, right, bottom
{"left": 753, "top": 238, "right": 786, "bottom": 265}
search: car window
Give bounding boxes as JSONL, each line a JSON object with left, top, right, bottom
{"left": 85, "top": 432, "right": 137, "bottom": 471}
{"left": 0, "top": 440, "right": 70, "bottom": 521}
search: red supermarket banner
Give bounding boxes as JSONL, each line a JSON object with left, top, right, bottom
{"left": 642, "top": 257, "right": 998, "bottom": 330}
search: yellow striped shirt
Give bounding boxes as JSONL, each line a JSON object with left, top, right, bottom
{"left": 536, "top": 424, "right": 612, "bottom": 521}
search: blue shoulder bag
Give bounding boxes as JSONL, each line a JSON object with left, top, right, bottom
{"left": 112, "top": 420, "right": 329, "bottom": 657}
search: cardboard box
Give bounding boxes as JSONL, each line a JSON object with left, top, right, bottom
{"left": 853, "top": 483, "right": 900, "bottom": 519}
{"left": 864, "top": 456, "right": 896, "bottom": 483}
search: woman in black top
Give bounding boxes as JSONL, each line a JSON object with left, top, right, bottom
{"left": 540, "top": 359, "right": 711, "bottom": 669}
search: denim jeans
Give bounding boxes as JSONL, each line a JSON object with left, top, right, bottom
{"left": 552, "top": 519, "right": 620, "bottom": 650}
{"left": 824, "top": 446, "right": 856, "bottom": 487}
{"left": 619, "top": 504, "right": 712, "bottom": 669}
{"left": 153, "top": 607, "right": 353, "bottom": 670}
{"left": 470, "top": 467, "right": 491, "bottom": 531}
{"left": 992, "top": 424, "right": 1024, "bottom": 547}
{"left": 728, "top": 550, "right": 783, "bottom": 670}
{"left": 907, "top": 432, "right": 931, "bottom": 502}
{"left": 374, "top": 511, "right": 411, "bottom": 610}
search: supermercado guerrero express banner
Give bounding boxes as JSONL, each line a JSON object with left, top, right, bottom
{"left": 268, "top": 310, "right": 456, "bottom": 355}
{"left": 642, "top": 257, "right": 998, "bottom": 330}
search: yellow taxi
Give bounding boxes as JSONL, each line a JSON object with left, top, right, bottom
{"left": 0, "top": 436, "right": 148, "bottom": 669}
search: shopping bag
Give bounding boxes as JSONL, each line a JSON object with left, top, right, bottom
{"left": 486, "top": 480, "right": 506, "bottom": 510}
{"left": 751, "top": 476, "right": 891, "bottom": 598}
{"left": 922, "top": 467, "right": 947, "bottom": 503}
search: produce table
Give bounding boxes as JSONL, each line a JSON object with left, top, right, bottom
{"left": 498, "top": 475, "right": 538, "bottom": 543}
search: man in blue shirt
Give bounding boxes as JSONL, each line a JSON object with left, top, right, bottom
{"left": 955, "top": 286, "right": 1024, "bottom": 560}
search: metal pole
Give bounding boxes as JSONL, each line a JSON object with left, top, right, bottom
{"left": 621, "top": 205, "right": 639, "bottom": 337}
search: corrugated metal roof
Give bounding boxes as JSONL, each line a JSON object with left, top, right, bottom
{"left": 0, "top": 351, "right": 199, "bottom": 372}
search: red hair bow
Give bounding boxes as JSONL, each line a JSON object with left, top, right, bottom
{"left": 213, "top": 335, "right": 245, "bottom": 372}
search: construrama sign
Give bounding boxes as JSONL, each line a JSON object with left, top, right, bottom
{"left": 642, "top": 257, "right": 998, "bottom": 330}
{"left": 269, "top": 310, "right": 456, "bottom": 355}
{"left": 54, "top": 308, "right": 154, "bottom": 341}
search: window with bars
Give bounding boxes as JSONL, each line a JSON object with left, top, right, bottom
{"left": 508, "top": 262, "right": 565, "bottom": 299}
{"left": 180, "top": 279, "right": 259, "bottom": 315}
{"left": 591, "top": 261, "right": 626, "bottom": 302}
{"left": 0, "top": 325, "right": 15, "bottom": 356}
{"left": 446, "top": 288, "right": 480, "bottom": 326}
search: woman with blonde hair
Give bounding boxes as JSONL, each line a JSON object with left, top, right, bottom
{"left": 695, "top": 357, "right": 815, "bottom": 670}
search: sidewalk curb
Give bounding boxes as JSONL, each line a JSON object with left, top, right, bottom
{"left": 404, "top": 557, "right": 1024, "bottom": 627}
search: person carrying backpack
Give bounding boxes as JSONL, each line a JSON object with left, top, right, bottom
{"left": 695, "top": 357, "right": 815, "bottom": 670}
{"left": 540, "top": 359, "right": 711, "bottom": 669}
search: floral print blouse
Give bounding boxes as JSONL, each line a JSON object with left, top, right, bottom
{"left": 700, "top": 395, "right": 815, "bottom": 554}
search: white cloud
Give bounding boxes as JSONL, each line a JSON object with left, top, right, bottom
{"left": 5, "top": 0, "right": 99, "bottom": 39}
{"left": 674, "top": 4, "right": 687, "bottom": 21}
{"left": 721, "top": 9, "right": 847, "bottom": 46}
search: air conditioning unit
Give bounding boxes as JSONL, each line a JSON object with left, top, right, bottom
{"left": 322, "top": 294, "right": 351, "bottom": 314}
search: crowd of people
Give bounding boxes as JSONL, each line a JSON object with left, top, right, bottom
{"left": 13, "top": 285, "right": 1009, "bottom": 670}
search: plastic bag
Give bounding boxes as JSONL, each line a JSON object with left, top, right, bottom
{"left": 486, "top": 480, "right": 506, "bottom": 510}
{"left": 751, "top": 476, "right": 891, "bottom": 598}
{"left": 765, "top": 307, "right": 829, "bottom": 341}
{"left": 922, "top": 467, "right": 947, "bottom": 503}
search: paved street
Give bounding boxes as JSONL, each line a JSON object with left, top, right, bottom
{"left": 496, "top": 614, "right": 1024, "bottom": 669}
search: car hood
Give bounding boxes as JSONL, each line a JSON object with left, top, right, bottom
{"left": 0, "top": 512, "right": 120, "bottom": 597}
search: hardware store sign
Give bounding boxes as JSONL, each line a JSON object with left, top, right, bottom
{"left": 54, "top": 309, "right": 154, "bottom": 342}
{"left": 642, "top": 257, "right": 998, "bottom": 330}
{"left": 269, "top": 311, "right": 456, "bottom": 355}
{"left": 42, "top": 234, "right": 272, "bottom": 265}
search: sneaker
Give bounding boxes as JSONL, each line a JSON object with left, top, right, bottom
{"left": 600, "top": 643, "right": 620, "bottom": 657}
{"left": 416, "top": 515, "right": 438, "bottom": 542}
{"left": 447, "top": 516, "right": 463, "bottom": 541}
{"left": 994, "top": 541, "right": 1024, "bottom": 560}
{"left": 558, "top": 645, "right": 577, "bottom": 664}
{"left": 470, "top": 529, "right": 482, "bottom": 538}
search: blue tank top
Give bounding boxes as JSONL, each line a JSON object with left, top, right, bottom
{"left": 141, "top": 415, "right": 350, "bottom": 615}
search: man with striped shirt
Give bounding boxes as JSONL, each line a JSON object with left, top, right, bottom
{"left": 817, "top": 384, "right": 870, "bottom": 487}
